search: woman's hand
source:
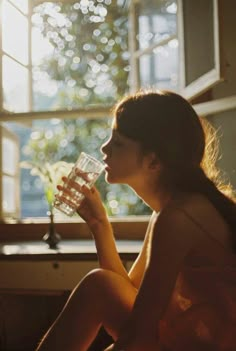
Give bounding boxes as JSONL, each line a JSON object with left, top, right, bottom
{"left": 56, "top": 175, "right": 109, "bottom": 230}
{"left": 77, "top": 183, "right": 108, "bottom": 229}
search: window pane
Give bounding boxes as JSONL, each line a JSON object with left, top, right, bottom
{"left": 31, "top": 1, "right": 129, "bottom": 111}
{"left": 2, "top": 0, "right": 28, "bottom": 65}
{"left": 3, "top": 176, "right": 16, "bottom": 213}
{"left": 9, "top": 0, "right": 28, "bottom": 14}
{"left": 2, "top": 55, "right": 29, "bottom": 112}
{"left": 137, "top": 0, "right": 177, "bottom": 50}
{"left": 2, "top": 137, "right": 17, "bottom": 175}
{"left": 6, "top": 119, "right": 151, "bottom": 218}
{"left": 139, "top": 40, "right": 178, "bottom": 90}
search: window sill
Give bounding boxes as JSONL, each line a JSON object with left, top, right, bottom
{"left": 0, "top": 239, "right": 142, "bottom": 291}
{"left": 0, "top": 239, "right": 142, "bottom": 262}
{"left": 0, "top": 216, "right": 149, "bottom": 241}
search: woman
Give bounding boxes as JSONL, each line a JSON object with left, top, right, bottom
{"left": 36, "top": 90, "right": 236, "bottom": 351}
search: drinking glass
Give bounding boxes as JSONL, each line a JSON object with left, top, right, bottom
{"left": 54, "top": 152, "right": 105, "bottom": 216}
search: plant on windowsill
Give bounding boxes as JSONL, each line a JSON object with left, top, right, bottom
{"left": 20, "top": 161, "right": 73, "bottom": 249}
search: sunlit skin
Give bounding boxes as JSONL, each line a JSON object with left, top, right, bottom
{"left": 36, "top": 125, "right": 234, "bottom": 350}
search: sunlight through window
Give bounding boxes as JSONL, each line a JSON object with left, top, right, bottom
{"left": 2, "top": 0, "right": 28, "bottom": 64}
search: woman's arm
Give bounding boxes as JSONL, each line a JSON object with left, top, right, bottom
{"left": 110, "top": 206, "right": 200, "bottom": 350}
{"left": 92, "top": 209, "right": 157, "bottom": 289}
{"left": 77, "top": 184, "right": 130, "bottom": 280}
{"left": 76, "top": 185, "right": 157, "bottom": 287}
{"left": 57, "top": 178, "right": 129, "bottom": 279}
{"left": 128, "top": 211, "right": 158, "bottom": 289}
{"left": 58, "top": 179, "right": 155, "bottom": 286}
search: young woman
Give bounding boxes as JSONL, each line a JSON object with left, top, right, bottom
{"left": 36, "top": 90, "right": 236, "bottom": 351}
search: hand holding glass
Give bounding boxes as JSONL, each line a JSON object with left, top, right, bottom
{"left": 54, "top": 152, "right": 105, "bottom": 216}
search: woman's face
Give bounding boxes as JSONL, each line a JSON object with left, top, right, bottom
{"left": 101, "top": 129, "right": 146, "bottom": 186}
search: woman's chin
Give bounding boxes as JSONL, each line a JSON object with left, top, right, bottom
{"left": 105, "top": 171, "right": 118, "bottom": 184}
{"left": 105, "top": 174, "right": 116, "bottom": 184}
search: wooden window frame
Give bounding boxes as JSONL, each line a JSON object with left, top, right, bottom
{"left": 0, "top": 125, "right": 20, "bottom": 220}
{"left": 178, "top": 0, "right": 223, "bottom": 100}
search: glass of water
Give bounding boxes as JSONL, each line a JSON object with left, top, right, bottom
{"left": 54, "top": 152, "right": 105, "bottom": 216}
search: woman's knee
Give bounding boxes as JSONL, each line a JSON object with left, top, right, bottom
{"left": 79, "top": 268, "right": 127, "bottom": 289}
{"left": 85, "top": 267, "right": 113, "bottom": 282}
{"left": 79, "top": 268, "right": 115, "bottom": 289}
{"left": 64, "top": 269, "right": 112, "bottom": 315}
{"left": 71, "top": 268, "right": 122, "bottom": 299}
{"left": 70, "top": 268, "right": 136, "bottom": 338}
{"left": 74, "top": 268, "right": 136, "bottom": 312}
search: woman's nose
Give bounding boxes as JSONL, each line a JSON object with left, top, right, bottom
{"left": 100, "top": 140, "right": 109, "bottom": 156}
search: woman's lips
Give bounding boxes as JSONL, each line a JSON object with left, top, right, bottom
{"left": 103, "top": 159, "right": 111, "bottom": 170}
{"left": 105, "top": 165, "right": 111, "bottom": 171}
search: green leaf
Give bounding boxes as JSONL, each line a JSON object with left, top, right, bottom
{"left": 45, "top": 185, "right": 54, "bottom": 206}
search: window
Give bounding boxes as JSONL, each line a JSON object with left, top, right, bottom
{"left": 0, "top": 125, "right": 20, "bottom": 219}
{"left": 0, "top": 0, "right": 223, "bottom": 226}
{"left": 1, "top": 0, "right": 30, "bottom": 112}
{"left": 0, "top": 0, "right": 152, "bottom": 222}
{"left": 128, "top": 0, "right": 178, "bottom": 92}
{"left": 178, "top": 0, "right": 222, "bottom": 100}
{"left": 128, "top": 0, "right": 222, "bottom": 99}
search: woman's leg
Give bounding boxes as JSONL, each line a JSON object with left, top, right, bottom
{"left": 36, "top": 269, "right": 137, "bottom": 351}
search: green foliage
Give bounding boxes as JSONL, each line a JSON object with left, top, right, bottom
{"left": 33, "top": 0, "right": 130, "bottom": 107}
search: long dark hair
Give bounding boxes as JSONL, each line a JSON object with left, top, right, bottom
{"left": 114, "top": 90, "right": 236, "bottom": 248}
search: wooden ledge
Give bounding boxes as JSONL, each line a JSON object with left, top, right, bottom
{"left": 0, "top": 239, "right": 142, "bottom": 261}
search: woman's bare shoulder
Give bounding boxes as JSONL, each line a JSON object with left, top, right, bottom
{"left": 160, "top": 192, "right": 233, "bottom": 251}
{"left": 163, "top": 192, "right": 220, "bottom": 222}
{"left": 150, "top": 195, "right": 203, "bottom": 248}
{"left": 146, "top": 196, "right": 205, "bottom": 270}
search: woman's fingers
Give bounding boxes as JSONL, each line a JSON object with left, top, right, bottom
{"left": 57, "top": 181, "right": 96, "bottom": 199}
{"left": 80, "top": 185, "right": 97, "bottom": 197}
{"left": 54, "top": 193, "right": 78, "bottom": 209}
{"left": 55, "top": 176, "right": 98, "bottom": 209}
{"left": 57, "top": 176, "right": 83, "bottom": 193}
{"left": 55, "top": 173, "right": 102, "bottom": 222}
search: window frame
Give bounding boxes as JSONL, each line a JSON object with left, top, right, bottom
{"left": 0, "top": 0, "right": 150, "bottom": 238}
{"left": 0, "top": 215, "right": 150, "bottom": 241}
{"left": 178, "top": 0, "right": 222, "bottom": 100}
{"left": 0, "top": 124, "right": 20, "bottom": 220}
